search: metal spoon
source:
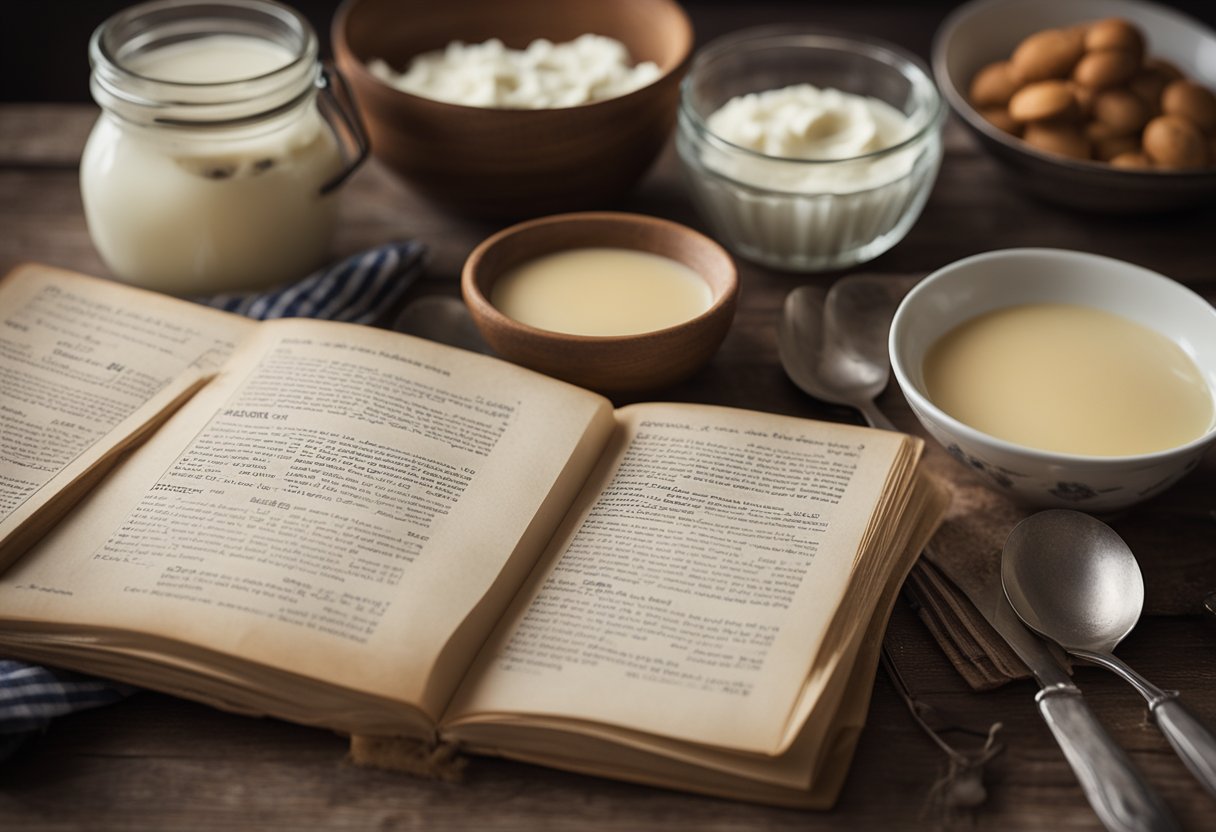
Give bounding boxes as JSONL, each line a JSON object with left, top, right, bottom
{"left": 393, "top": 295, "right": 490, "bottom": 354}
{"left": 1003, "top": 509, "right": 1216, "bottom": 799}
{"left": 778, "top": 275, "right": 913, "bottom": 431}
{"left": 780, "top": 274, "right": 1018, "bottom": 801}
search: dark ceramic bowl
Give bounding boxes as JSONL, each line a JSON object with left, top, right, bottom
{"left": 932, "top": 0, "right": 1216, "bottom": 213}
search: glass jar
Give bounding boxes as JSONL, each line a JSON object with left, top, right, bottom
{"left": 81, "top": 0, "right": 367, "bottom": 295}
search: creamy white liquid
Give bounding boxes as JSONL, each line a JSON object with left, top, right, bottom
{"left": 125, "top": 35, "right": 294, "bottom": 82}
{"left": 81, "top": 35, "right": 343, "bottom": 294}
{"left": 924, "top": 303, "right": 1214, "bottom": 456}
{"left": 369, "top": 34, "right": 661, "bottom": 109}
{"left": 490, "top": 248, "right": 713, "bottom": 336}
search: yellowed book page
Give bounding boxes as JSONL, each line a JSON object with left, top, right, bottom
{"left": 442, "top": 471, "right": 945, "bottom": 791}
{"left": 0, "top": 264, "right": 253, "bottom": 564}
{"left": 445, "top": 402, "right": 907, "bottom": 753}
{"left": 447, "top": 481, "right": 943, "bottom": 807}
{"left": 0, "top": 319, "right": 613, "bottom": 723}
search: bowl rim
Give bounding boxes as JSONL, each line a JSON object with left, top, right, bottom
{"left": 461, "top": 210, "right": 738, "bottom": 344}
{"left": 679, "top": 25, "right": 945, "bottom": 166}
{"left": 889, "top": 246, "right": 1216, "bottom": 466}
{"left": 332, "top": 0, "right": 694, "bottom": 115}
{"left": 931, "top": 0, "right": 1216, "bottom": 179}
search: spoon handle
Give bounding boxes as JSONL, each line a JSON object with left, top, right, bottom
{"left": 1037, "top": 684, "right": 1181, "bottom": 832}
{"left": 857, "top": 400, "right": 897, "bottom": 432}
{"left": 1153, "top": 696, "right": 1216, "bottom": 800}
{"left": 1072, "top": 648, "right": 1216, "bottom": 799}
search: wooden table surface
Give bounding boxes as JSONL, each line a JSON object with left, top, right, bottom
{"left": 3, "top": 3, "right": 1216, "bottom": 829}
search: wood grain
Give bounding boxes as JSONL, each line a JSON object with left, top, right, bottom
{"left": 4, "top": 612, "right": 1215, "bottom": 831}
{"left": 3, "top": 1, "right": 1216, "bottom": 828}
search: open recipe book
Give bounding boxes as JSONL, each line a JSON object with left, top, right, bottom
{"left": 0, "top": 264, "right": 947, "bottom": 808}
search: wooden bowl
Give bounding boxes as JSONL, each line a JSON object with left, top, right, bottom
{"left": 332, "top": 0, "right": 693, "bottom": 219}
{"left": 462, "top": 212, "right": 738, "bottom": 394}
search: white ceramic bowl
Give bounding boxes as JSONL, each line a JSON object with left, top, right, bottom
{"left": 677, "top": 27, "right": 944, "bottom": 272}
{"left": 890, "top": 248, "right": 1216, "bottom": 511}
{"left": 933, "top": 0, "right": 1216, "bottom": 213}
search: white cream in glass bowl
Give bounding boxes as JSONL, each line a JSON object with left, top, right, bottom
{"left": 677, "top": 27, "right": 945, "bottom": 272}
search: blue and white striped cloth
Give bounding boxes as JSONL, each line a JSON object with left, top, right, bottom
{"left": 0, "top": 241, "right": 427, "bottom": 756}
{"left": 205, "top": 240, "right": 426, "bottom": 323}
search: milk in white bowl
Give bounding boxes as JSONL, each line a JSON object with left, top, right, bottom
{"left": 890, "top": 248, "right": 1216, "bottom": 511}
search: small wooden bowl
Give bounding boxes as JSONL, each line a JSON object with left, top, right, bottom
{"left": 332, "top": 0, "right": 693, "bottom": 219}
{"left": 462, "top": 212, "right": 738, "bottom": 394}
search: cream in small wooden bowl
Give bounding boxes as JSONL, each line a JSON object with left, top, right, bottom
{"left": 462, "top": 212, "right": 738, "bottom": 394}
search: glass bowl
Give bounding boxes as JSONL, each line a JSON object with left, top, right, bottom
{"left": 677, "top": 27, "right": 945, "bottom": 272}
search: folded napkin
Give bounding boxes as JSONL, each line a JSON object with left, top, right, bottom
{"left": 0, "top": 241, "right": 426, "bottom": 754}
{"left": 903, "top": 451, "right": 1216, "bottom": 688}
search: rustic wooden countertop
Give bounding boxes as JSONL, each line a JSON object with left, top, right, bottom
{"left": 3, "top": 3, "right": 1216, "bottom": 829}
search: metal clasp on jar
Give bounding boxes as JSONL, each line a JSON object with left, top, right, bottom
{"left": 316, "top": 65, "right": 369, "bottom": 196}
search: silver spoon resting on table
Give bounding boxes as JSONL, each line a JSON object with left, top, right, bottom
{"left": 777, "top": 275, "right": 915, "bottom": 431}
{"left": 779, "top": 275, "right": 1015, "bottom": 801}
{"left": 1003, "top": 509, "right": 1216, "bottom": 799}
{"left": 394, "top": 295, "right": 490, "bottom": 354}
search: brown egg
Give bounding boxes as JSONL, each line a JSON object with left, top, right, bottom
{"left": 979, "top": 107, "right": 1021, "bottom": 135}
{"left": 1144, "top": 57, "right": 1185, "bottom": 82}
{"left": 1011, "top": 28, "right": 1085, "bottom": 83}
{"left": 1161, "top": 80, "right": 1216, "bottom": 134}
{"left": 1068, "top": 81, "right": 1096, "bottom": 118}
{"left": 1092, "top": 89, "right": 1151, "bottom": 135}
{"left": 1023, "top": 122, "right": 1092, "bottom": 160}
{"left": 970, "top": 61, "right": 1019, "bottom": 108}
{"left": 1009, "top": 81, "right": 1079, "bottom": 122}
{"left": 1094, "top": 134, "right": 1141, "bottom": 162}
{"left": 1128, "top": 70, "right": 1169, "bottom": 114}
{"left": 1073, "top": 49, "right": 1140, "bottom": 90}
{"left": 1143, "top": 115, "right": 1208, "bottom": 168}
{"left": 1084, "top": 18, "right": 1145, "bottom": 61}
{"left": 1085, "top": 120, "right": 1126, "bottom": 142}
{"left": 1110, "top": 150, "right": 1153, "bottom": 169}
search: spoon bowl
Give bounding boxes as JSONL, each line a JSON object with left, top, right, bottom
{"left": 1002, "top": 509, "right": 1216, "bottom": 798}
{"left": 778, "top": 274, "right": 913, "bottom": 429}
{"left": 394, "top": 295, "right": 490, "bottom": 354}
{"left": 1002, "top": 509, "right": 1143, "bottom": 656}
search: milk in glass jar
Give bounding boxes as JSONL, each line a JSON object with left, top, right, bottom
{"left": 81, "top": 0, "right": 366, "bottom": 294}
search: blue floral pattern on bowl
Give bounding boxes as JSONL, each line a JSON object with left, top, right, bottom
{"left": 1047, "top": 481, "right": 1123, "bottom": 503}
{"left": 945, "top": 443, "right": 1028, "bottom": 489}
